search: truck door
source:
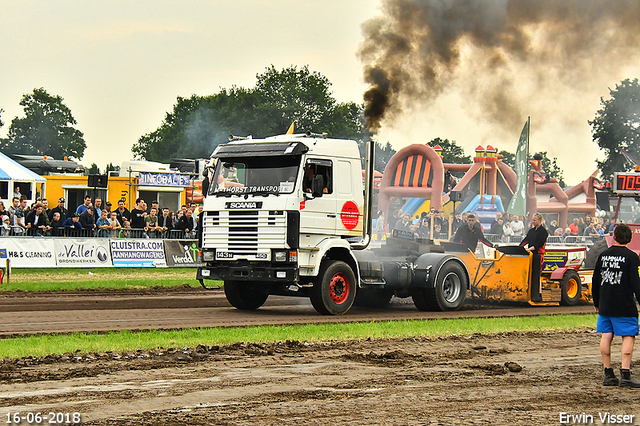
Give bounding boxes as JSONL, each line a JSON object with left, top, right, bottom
{"left": 300, "top": 159, "right": 337, "bottom": 238}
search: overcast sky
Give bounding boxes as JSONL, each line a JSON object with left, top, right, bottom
{"left": 1, "top": 1, "right": 639, "bottom": 185}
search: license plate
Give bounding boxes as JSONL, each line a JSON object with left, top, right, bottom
{"left": 216, "top": 251, "right": 234, "bottom": 259}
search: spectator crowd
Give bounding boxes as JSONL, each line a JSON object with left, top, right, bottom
{"left": 383, "top": 207, "right": 612, "bottom": 245}
{"left": 0, "top": 195, "right": 204, "bottom": 239}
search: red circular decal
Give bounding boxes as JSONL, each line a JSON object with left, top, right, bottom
{"left": 341, "top": 201, "right": 360, "bottom": 230}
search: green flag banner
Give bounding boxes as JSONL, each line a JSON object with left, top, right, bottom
{"left": 507, "top": 118, "right": 529, "bottom": 217}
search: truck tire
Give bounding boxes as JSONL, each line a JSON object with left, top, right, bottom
{"left": 560, "top": 270, "right": 582, "bottom": 306}
{"left": 412, "top": 261, "right": 467, "bottom": 311}
{"left": 354, "top": 288, "right": 394, "bottom": 309}
{"left": 310, "top": 260, "right": 356, "bottom": 315}
{"left": 224, "top": 281, "right": 269, "bottom": 310}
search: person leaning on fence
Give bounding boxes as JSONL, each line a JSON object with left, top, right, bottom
{"left": 19, "top": 197, "right": 29, "bottom": 223}
{"left": 50, "top": 212, "right": 63, "bottom": 236}
{"left": 7, "top": 197, "right": 19, "bottom": 218}
{"left": 11, "top": 199, "right": 26, "bottom": 235}
{"left": 115, "top": 199, "right": 131, "bottom": 226}
{"left": 61, "top": 213, "right": 82, "bottom": 236}
{"left": 96, "top": 209, "right": 111, "bottom": 237}
{"left": 26, "top": 203, "right": 51, "bottom": 236}
{"left": 0, "top": 201, "right": 8, "bottom": 221}
{"left": 584, "top": 222, "right": 599, "bottom": 237}
{"left": 108, "top": 212, "right": 121, "bottom": 237}
{"left": 503, "top": 220, "right": 514, "bottom": 241}
{"left": 118, "top": 219, "right": 131, "bottom": 238}
{"left": 177, "top": 208, "right": 195, "bottom": 238}
{"left": 79, "top": 206, "right": 96, "bottom": 235}
{"left": 145, "top": 207, "right": 161, "bottom": 238}
{"left": 1, "top": 215, "right": 11, "bottom": 236}
{"left": 510, "top": 216, "right": 525, "bottom": 237}
{"left": 593, "top": 223, "right": 640, "bottom": 388}
{"left": 157, "top": 207, "right": 173, "bottom": 237}
{"left": 489, "top": 218, "right": 504, "bottom": 239}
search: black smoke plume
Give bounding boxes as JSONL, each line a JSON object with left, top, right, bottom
{"left": 359, "top": 0, "right": 640, "bottom": 132}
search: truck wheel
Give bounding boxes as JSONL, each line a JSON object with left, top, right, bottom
{"left": 310, "top": 260, "right": 356, "bottom": 315}
{"left": 560, "top": 270, "right": 582, "bottom": 306}
{"left": 413, "top": 261, "right": 467, "bottom": 311}
{"left": 224, "top": 281, "right": 269, "bottom": 310}
{"left": 354, "top": 288, "right": 394, "bottom": 309}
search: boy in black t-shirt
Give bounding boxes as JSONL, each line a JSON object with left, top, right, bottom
{"left": 593, "top": 223, "right": 640, "bottom": 387}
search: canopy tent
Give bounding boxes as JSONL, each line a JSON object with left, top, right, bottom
{"left": 0, "top": 152, "right": 46, "bottom": 202}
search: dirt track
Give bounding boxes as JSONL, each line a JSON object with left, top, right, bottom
{"left": 1, "top": 289, "right": 635, "bottom": 425}
{"left": 2, "top": 329, "right": 640, "bottom": 425}
{"left": 0, "top": 288, "right": 594, "bottom": 336}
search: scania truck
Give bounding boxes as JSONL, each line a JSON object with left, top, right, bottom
{"left": 196, "top": 132, "right": 475, "bottom": 315}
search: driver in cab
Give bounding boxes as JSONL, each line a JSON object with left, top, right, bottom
{"left": 303, "top": 164, "right": 328, "bottom": 194}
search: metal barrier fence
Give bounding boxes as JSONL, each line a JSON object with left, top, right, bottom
{"left": 0, "top": 226, "right": 197, "bottom": 239}
{"left": 484, "top": 233, "right": 604, "bottom": 246}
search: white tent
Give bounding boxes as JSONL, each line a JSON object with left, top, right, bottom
{"left": 0, "top": 152, "right": 46, "bottom": 202}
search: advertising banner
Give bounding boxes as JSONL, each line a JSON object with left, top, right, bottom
{"left": 164, "top": 240, "right": 204, "bottom": 267}
{"left": 54, "top": 238, "right": 112, "bottom": 267}
{"left": 110, "top": 239, "right": 167, "bottom": 267}
{"left": 0, "top": 238, "right": 56, "bottom": 268}
{"left": 542, "top": 249, "right": 586, "bottom": 273}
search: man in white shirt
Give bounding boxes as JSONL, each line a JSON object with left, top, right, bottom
{"left": 511, "top": 216, "right": 525, "bottom": 237}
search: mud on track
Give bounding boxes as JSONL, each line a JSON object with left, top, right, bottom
{"left": 2, "top": 330, "right": 640, "bottom": 425}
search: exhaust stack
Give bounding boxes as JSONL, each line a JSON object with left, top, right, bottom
{"left": 351, "top": 140, "right": 374, "bottom": 250}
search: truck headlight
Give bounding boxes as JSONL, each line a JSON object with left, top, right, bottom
{"left": 203, "top": 250, "right": 215, "bottom": 262}
{"left": 274, "top": 250, "right": 288, "bottom": 262}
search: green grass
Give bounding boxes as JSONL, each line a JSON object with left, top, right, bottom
{"left": 0, "top": 314, "right": 597, "bottom": 360}
{"left": 0, "top": 268, "right": 222, "bottom": 291}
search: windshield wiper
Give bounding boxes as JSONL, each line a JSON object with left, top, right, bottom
{"left": 215, "top": 191, "right": 244, "bottom": 198}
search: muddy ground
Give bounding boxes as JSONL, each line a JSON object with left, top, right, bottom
{"left": 2, "top": 329, "right": 640, "bottom": 425}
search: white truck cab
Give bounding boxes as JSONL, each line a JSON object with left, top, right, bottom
{"left": 197, "top": 132, "right": 373, "bottom": 314}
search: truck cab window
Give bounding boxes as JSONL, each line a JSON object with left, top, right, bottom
{"left": 303, "top": 160, "right": 332, "bottom": 195}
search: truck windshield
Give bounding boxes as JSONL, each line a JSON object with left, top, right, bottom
{"left": 210, "top": 157, "right": 301, "bottom": 195}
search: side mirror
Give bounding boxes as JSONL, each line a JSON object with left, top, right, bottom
{"left": 312, "top": 175, "right": 324, "bottom": 198}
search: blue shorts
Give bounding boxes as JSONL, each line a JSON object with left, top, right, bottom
{"left": 597, "top": 315, "right": 639, "bottom": 336}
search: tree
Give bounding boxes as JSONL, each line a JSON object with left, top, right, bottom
{"left": 536, "top": 152, "right": 566, "bottom": 188}
{"left": 374, "top": 141, "right": 396, "bottom": 172}
{"left": 499, "top": 150, "right": 515, "bottom": 169}
{"left": 132, "top": 65, "right": 365, "bottom": 162}
{"left": 87, "top": 163, "right": 100, "bottom": 175}
{"left": 499, "top": 149, "right": 566, "bottom": 187}
{"left": 428, "top": 138, "right": 471, "bottom": 164}
{"left": 0, "top": 108, "right": 4, "bottom": 129}
{"left": 0, "top": 88, "right": 86, "bottom": 160}
{"left": 590, "top": 78, "right": 640, "bottom": 181}
{"left": 105, "top": 163, "right": 120, "bottom": 174}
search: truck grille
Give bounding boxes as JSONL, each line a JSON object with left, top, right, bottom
{"left": 203, "top": 210, "right": 287, "bottom": 259}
